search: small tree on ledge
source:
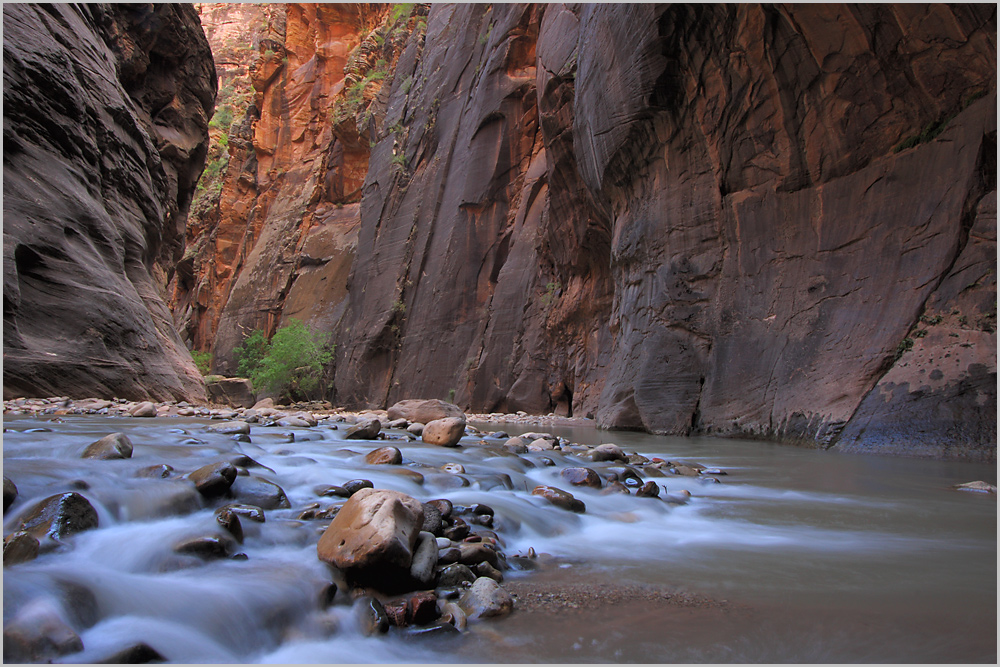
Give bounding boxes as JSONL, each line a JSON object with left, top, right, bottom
{"left": 235, "top": 319, "right": 332, "bottom": 404}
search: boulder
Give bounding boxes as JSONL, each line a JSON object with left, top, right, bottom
{"left": 277, "top": 417, "right": 312, "bottom": 428}
{"left": 365, "top": 446, "right": 402, "bottom": 465}
{"left": 229, "top": 475, "right": 290, "bottom": 510}
{"left": 130, "top": 401, "right": 157, "bottom": 418}
{"left": 206, "top": 377, "right": 256, "bottom": 408}
{"left": 422, "top": 418, "right": 466, "bottom": 447}
{"left": 188, "top": 461, "right": 238, "bottom": 497}
{"left": 532, "top": 485, "right": 586, "bottom": 513}
{"left": 82, "top": 432, "right": 134, "bottom": 460}
{"left": 406, "top": 422, "right": 425, "bottom": 436}
{"left": 174, "top": 534, "right": 237, "bottom": 559}
{"left": 252, "top": 398, "right": 275, "bottom": 410}
{"left": 503, "top": 436, "right": 529, "bottom": 454}
{"left": 527, "top": 438, "right": 557, "bottom": 451}
{"left": 345, "top": 417, "right": 381, "bottom": 440}
{"left": 636, "top": 481, "right": 660, "bottom": 498}
{"left": 4, "top": 476, "right": 18, "bottom": 512}
{"left": 3, "top": 531, "right": 40, "bottom": 566}
{"left": 590, "top": 443, "right": 627, "bottom": 462}
{"left": 17, "top": 492, "right": 99, "bottom": 539}
{"left": 560, "top": 467, "right": 602, "bottom": 488}
{"left": 2, "top": 599, "right": 83, "bottom": 662}
{"left": 317, "top": 488, "right": 424, "bottom": 589}
{"left": 458, "top": 576, "right": 514, "bottom": 619}
{"left": 207, "top": 421, "right": 251, "bottom": 435}
{"left": 387, "top": 399, "right": 465, "bottom": 424}
{"left": 342, "top": 479, "right": 374, "bottom": 495}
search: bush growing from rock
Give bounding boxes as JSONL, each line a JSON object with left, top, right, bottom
{"left": 236, "top": 319, "right": 332, "bottom": 403}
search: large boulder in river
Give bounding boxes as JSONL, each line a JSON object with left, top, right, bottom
{"left": 345, "top": 417, "right": 382, "bottom": 440}
{"left": 388, "top": 399, "right": 465, "bottom": 424}
{"left": 228, "top": 475, "right": 290, "bottom": 510}
{"left": 206, "top": 377, "right": 256, "bottom": 408}
{"left": 188, "top": 461, "right": 238, "bottom": 497}
{"left": 82, "top": 432, "right": 133, "bottom": 460}
{"left": 421, "top": 418, "right": 466, "bottom": 447}
{"left": 317, "top": 488, "right": 424, "bottom": 591}
{"left": 16, "top": 492, "right": 99, "bottom": 540}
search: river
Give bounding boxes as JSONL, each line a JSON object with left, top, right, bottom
{"left": 3, "top": 414, "right": 996, "bottom": 663}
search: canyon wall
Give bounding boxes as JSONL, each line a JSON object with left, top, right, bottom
{"left": 3, "top": 3, "right": 215, "bottom": 402}
{"left": 190, "top": 3, "right": 995, "bottom": 460}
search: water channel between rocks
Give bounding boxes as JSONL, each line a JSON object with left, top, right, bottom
{"left": 3, "top": 414, "right": 996, "bottom": 663}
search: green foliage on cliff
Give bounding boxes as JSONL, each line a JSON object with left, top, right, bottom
{"left": 191, "top": 350, "right": 213, "bottom": 376}
{"left": 236, "top": 320, "right": 333, "bottom": 402}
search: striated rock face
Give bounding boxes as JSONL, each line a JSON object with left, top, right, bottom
{"left": 171, "top": 3, "right": 404, "bottom": 372}
{"left": 329, "top": 4, "right": 995, "bottom": 460}
{"left": 3, "top": 3, "right": 215, "bottom": 402}
{"left": 167, "top": 4, "right": 993, "bottom": 460}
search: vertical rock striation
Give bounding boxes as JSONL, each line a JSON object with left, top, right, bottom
{"left": 165, "top": 3, "right": 993, "bottom": 460}
{"left": 3, "top": 3, "right": 215, "bottom": 402}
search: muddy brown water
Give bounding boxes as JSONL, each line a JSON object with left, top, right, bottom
{"left": 3, "top": 415, "right": 995, "bottom": 663}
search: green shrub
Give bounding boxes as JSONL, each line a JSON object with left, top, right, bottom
{"left": 236, "top": 320, "right": 332, "bottom": 402}
{"left": 191, "top": 350, "right": 213, "bottom": 375}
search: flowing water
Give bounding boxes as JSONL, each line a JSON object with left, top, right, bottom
{"left": 3, "top": 415, "right": 996, "bottom": 663}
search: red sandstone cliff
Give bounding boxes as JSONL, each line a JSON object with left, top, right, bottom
{"left": 178, "top": 4, "right": 995, "bottom": 460}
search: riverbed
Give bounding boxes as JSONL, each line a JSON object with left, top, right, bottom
{"left": 3, "top": 413, "right": 996, "bottom": 663}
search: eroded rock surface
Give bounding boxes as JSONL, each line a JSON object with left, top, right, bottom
{"left": 3, "top": 4, "right": 215, "bottom": 402}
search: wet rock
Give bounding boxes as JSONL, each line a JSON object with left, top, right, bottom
{"left": 427, "top": 498, "right": 453, "bottom": 519}
{"left": 345, "top": 417, "right": 382, "bottom": 440}
{"left": 93, "top": 642, "right": 165, "bottom": 664}
{"left": 2, "top": 599, "right": 83, "bottom": 662}
{"left": 701, "top": 468, "right": 727, "bottom": 476}
{"left": 174, "top": 534, "right": 237, "bottom": 559}
{"left": 532, "top": 485, "right": 586, "bottom": 513}
{"left": 130, "top": 402, "right": 157, "bottom": 418}
{"left": 410, "top": 531, "right": 439, "bottom": 586}
{"left": 406, "top": 422, "right": 425, "bottom": 436}
{"left": 365, "top": 446, "right": 402, "bottom": 465}
{"left": 627, "top": 453, "right": 650, "bottom": 465}
{"left": 17, "top": 492, "right": 99, "bottom": 539}
{"left": 207, "top": 421, "right": 251, "bottom": 435}
{"left": 953, "top": 480, "right": 997, "bottom": 494}
{"left": 636, "top": 481, "right": 660, "bottom": 498}
{"left": 317, "top": 484, "right": 351, "bottom": 498}
{"left": 82, "top": 432, "right": 133, "bottom": 460}
{"left": 317, "top": 488, "right": 424, "bottom": 590}
{"left": 670, "top": 464, "right": 702, "bottom": 477}
{"left": 458, "top": 576, "right": 514, "bottom": 619}
{"left": 387, "top": 418, "right": 409, "bottom": 429}
{"left": 527, "top": 438, "right": 557, "bottom": 451}
{"left": 473, "top": 561, "right": 503, "bottom": 582}
{"left": 601, "top": 481, "right": 631, "bottom": 495}
{"left": 442, "top": 518, "right": 470, "bottom": 541}
{"left": 136, "top": 464, "right": 174, "bottom": 479}
{"left": 458, "top": 543, "right": 501, "bottom": 569}
{"left": 441, "top": 462, "right": 465, "bottom": 474}
{"left": 407, "top": 590, "right": 439, "bottom": 625}
{"left": 188, "top": 461, "right": 238, "bottom": 497}
{"left": 440, "top": 601, "right": 468, "bottom": 631}
{"left": 421, "top": 502, "right": 443, "bottom": 535}
{"left": 357, "top": 596, "right": 390, "bottom": 635}
{"left": 387, "top": 399, "right": 465, "bottom": 424}
{"left": 591, "top": 443, "right": 627, "bottom": 462}
{"left": 383, "top": 598, "right": 408, "bottom": 626}
{"left": 539, "top": 457, "right": 556, "bottom": 466}
{"left": 502, "top": 436, "right": 529, "bottom": 454}
{"left": 606, "top": 466, "right": 644, "bottom": 487}
{"left": 217, "top": 503, "right": 266, "bottom": 523}
{"left": 422, "top": 418, "right": 467, "bottom": 447}
{"left": 277, "top": 417, "right": 311, "bottom": 428}
{"left": 4, "top": 475, "right": 17, "bottom": 512}
{"left": 477, "top": 474, "right": 514, "bottom": 491}
{"left": 215, "top": 508, "right": 244, "bottom": 543}
{"left": 229, "top": 475, "right": 291, "bottom": 510}
{"left": 436, "top": 537, "right": 452, "bottom": 549}
{"left": 319, "top": 582, "right": 338, "bottom": 608}
{"left": 3, "top": 531, "right": 40, "bottom": 566}
{"left": 437, "top": 562, "right": 476, "bottom": 587}
{"left": 437, "top": 547, "right": 461, "bottom": 565}
{"left": 342, "top": 479, "right": 374, "bottom": 495}
{"left": 560, "top": 467, "right": 602, "bottom": 488}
